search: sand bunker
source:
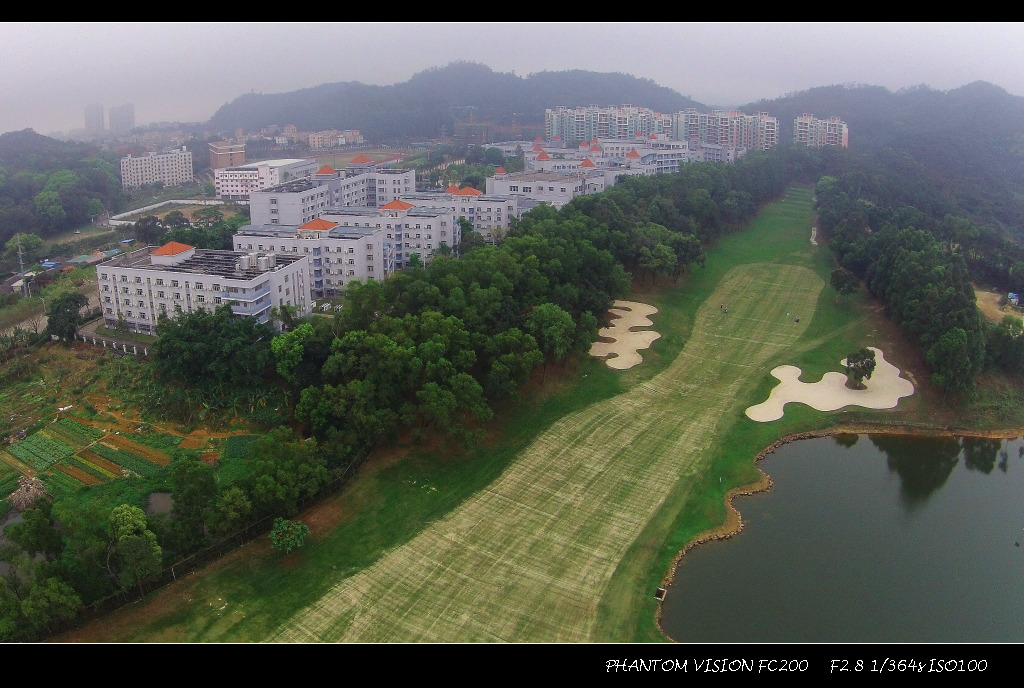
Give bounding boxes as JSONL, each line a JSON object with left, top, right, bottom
{"left": 589, "top": 300, "right": 661, "bottom": 370}
{"left": 745, "top": 347, "right": 914, "bottom": 422}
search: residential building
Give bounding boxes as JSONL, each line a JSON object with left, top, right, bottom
{"left": 234, "top": 217, "right": 395, "bottom": 298}
{"left": 214, "top": 158, "right": 319, "bottom": 200}
{"left": 84, "top": 103, "right": 104, "bottom": 133}
{"left": 249, "top": 174, "right": 340, "bottom": 226}
{"left": 109, "top": 103, "right": 135, "bottom": 134}
{"left": 400, "top": 188, "right": 519, "bottom": 244}
{"left": 208, "top": 141, "right": 246, "bottom": 169}
{"left": 545, "top": 105, "right": 779, "bottom": 156}
{"left": 96, "top": 241, "right": 310, "bottom": 334}
{"left": 794, "top": 114, "right": 849, "bottom": 147}
{"left": 120, "top": 147, "right": 194, "bottom": 190}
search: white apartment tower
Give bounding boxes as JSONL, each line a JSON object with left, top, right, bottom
{"left": 120, "top": 147, "right": 194, "bottom": 190}
{"left": 794, "top": 114, "right": 850, "bottom": 147}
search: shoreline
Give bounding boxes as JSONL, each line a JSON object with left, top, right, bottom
{"left": 653, "top": 421, "right": 1024, "bottom": 641}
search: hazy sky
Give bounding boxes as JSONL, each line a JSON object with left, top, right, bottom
{"left": 2, "top": 22, "right": 1022, "bottom": 137}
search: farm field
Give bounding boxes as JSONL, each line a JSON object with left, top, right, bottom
{"left": 59, "top": 185, "right": 898, "bottom": 643}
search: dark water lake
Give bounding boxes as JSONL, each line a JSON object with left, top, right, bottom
{"left": 660, "top": 434, "right": 1024, "bottom": 643}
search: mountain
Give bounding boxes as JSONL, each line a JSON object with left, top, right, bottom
{"left": 207, "top": 62, "right": 703, "bottom": 141}
{"left": 747, "top": 81, "right": 1024, "bottom": 228}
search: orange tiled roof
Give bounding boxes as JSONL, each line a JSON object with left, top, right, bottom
{"left": 445, "top": 184, "right": 462, "bottom": 193}
{"left": 535, "top": 136, "right": 544, "bottom": 141}
{"left": 626, "top": 148, "right": 641, "bottom": 158}
{"left": 151, "top": 241, "right": 194, "bottom": 256}
{"left": 590, "top": 144, "right": 601, "bottom": 152}
{"left": 533, "top": 144, "right": 545, "bottom": 152}
{"left": 579, "top": 157, "right": 596, "bottom": 168}
{"left": 536, "top": 151, "right": 550, "bottom": 160}
{"left": 454, "top": 187, "right": 483, "bottom": 196}
{"left": 316, "top": 165, "right": 336, "bottom": 174}
{"left": 496, "top": 166, "right": 506, "bottom": 174}
{"left": 299, "top": 218, "right": 339, "bottom": 230}
{"left": 380, "top": 199, "right": 414, "bottom": 210}
{"left": 350, "top": 154, "right": 373, "bottom": 164}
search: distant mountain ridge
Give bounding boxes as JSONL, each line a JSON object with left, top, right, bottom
{"left": 206, "top": 62, "right": 704, "bottom": 141}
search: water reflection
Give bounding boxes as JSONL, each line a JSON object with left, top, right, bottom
{"left": 870, "top": 434, "right": 960, "bottom": 509}
{"left": 660, "top": 434, "right": 1024, "bottom": 643}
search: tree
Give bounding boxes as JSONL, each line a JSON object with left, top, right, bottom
{"left": 844, "top": 348, "right": 877, "bottom": 389}
{"left": 162, "top": 210, "right": 190, "bottom": 228}
{"left": 46, "top": 291, "right": 88, "bottom": 340}
{"left": 527, "top": 303, "right": 575, "bottom": 377}
{"left": 168, "top": 455, "right": 217, "bottom": 553}
{"left": 2, "top": 232, "right": 43, "bottom": 264}
{"left": 107, "top": 504, "right": 162, "bottom": 595}
{"left": 132, "top": 215, "right": 164, "bottom": 245}
{"left": 19, "top": 577, "right": 81, "bottom": 637}
{"left": 830, "top": 267, "right": 859, "bottom": 301}
{"left": 207, "top": 486, "right": 252, "bottom": 537}
{"left": 192, "top": 206, "right": 223, "bottom": 225}
{"left": 269, "top": 518, "right": 310, "bottom": 554}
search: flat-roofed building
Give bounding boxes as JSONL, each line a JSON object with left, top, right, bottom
{"left": 249, "top": 174, "right": 341, "bottom": 226}
{"left": 234, "top": 217, "right": 395, "bottom": 298}
{"left": 401, "top": 188, "right": 519, "bottom": 244}
{"left": 96, "top": 241, "right": 310, "bottom": 333}
{"left": 209, "top": 141, "right": 246, "bottom": 169}
{"left": 120, "top": 147, "right": 194, "bottom": 190}
{"left": 214, "top": 158, "right": 319, "bottom": 200}
{"left": 794, "top": 114, "right": 849, "bottom": 147}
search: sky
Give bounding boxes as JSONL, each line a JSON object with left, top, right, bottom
{"left": 2, "top": 22, "right": 1023, "bottom": 137}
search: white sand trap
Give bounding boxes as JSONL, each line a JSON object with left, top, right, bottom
{"left": 745, "top": 347, "right": 914, "bottom": 422}
{"left": 589, "top": 300, "right": 661, "bottom": 370}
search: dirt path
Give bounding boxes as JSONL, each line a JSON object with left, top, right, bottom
{"left": 268, "top": 262, "right": 823, "bottom": 642}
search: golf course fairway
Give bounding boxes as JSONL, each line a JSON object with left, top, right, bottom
{"left": 269, "top": 231, "right": 824, "bottom": 640}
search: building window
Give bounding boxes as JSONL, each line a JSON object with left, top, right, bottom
{"left": 197, "top": 295, "right": 205, "bottom": 303}
{"left": 171, "top": 280, "right": 179, "bottom": 287}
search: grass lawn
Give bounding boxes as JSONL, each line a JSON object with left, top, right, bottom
{"left": 58, "top": 185, "right": 1004, "bottom": 643}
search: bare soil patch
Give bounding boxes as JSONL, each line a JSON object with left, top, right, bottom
{"left": 974, "top": 285, "right": 1018, "bottom": 324}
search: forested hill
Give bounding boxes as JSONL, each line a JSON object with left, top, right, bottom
{"left": 206, "top": 62, "right": 702, "bottom": 141}
{"left": 751, "top": 81, "right": 1024, "bottom": 230}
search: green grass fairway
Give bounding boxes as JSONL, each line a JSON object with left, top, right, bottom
{"left": 269, "top": 255, "right": 824, "bottom": 638}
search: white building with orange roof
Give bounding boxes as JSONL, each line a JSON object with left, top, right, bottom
{"left": 95, "top": 241, "right": 311, "bottom": 333}
{"left": 233, "top": 216, "right": 394, "bottom": 298}
{"left": 249, "top": 172, "right": 341, "bottom": 226}
{"left": 400, "top": 187, "right": 518, "bottom": 244}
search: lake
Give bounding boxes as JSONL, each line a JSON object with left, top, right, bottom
{"left": 659, "top": 433, "right": 1024, "bottom": 643}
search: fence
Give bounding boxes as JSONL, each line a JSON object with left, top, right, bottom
{"left": 76, "top": 333, "right": 148, "bottom": 357}
{"left": 50, "top": 450, "right": 368, "bottom": 639}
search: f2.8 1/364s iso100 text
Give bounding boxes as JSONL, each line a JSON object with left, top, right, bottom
{"left": 830, "top": 659, "right": 987, "bottom": 673}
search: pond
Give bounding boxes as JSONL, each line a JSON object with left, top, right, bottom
{"left": 660, "top": 434, "right": 1024, "bottom": 643}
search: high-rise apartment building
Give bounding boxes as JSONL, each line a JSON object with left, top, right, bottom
{"left": 793, "top": 114, "right": 849, "bottom": 147}
{"left": 109, "top": 103, "right": 135, "bottom": 134}
{"left": 84, "top": 103, "right": 104, "bottom": 133}
{"left": 545, "top": 105, "right": 778, "bottom": 154}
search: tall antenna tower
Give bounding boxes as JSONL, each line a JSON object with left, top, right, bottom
{"left": 16, "top": 233, "right": 28, "bottom": 297}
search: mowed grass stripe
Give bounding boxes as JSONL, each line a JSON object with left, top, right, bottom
{"left": 270, "top": 261, "right": 823, "bottom": 643}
